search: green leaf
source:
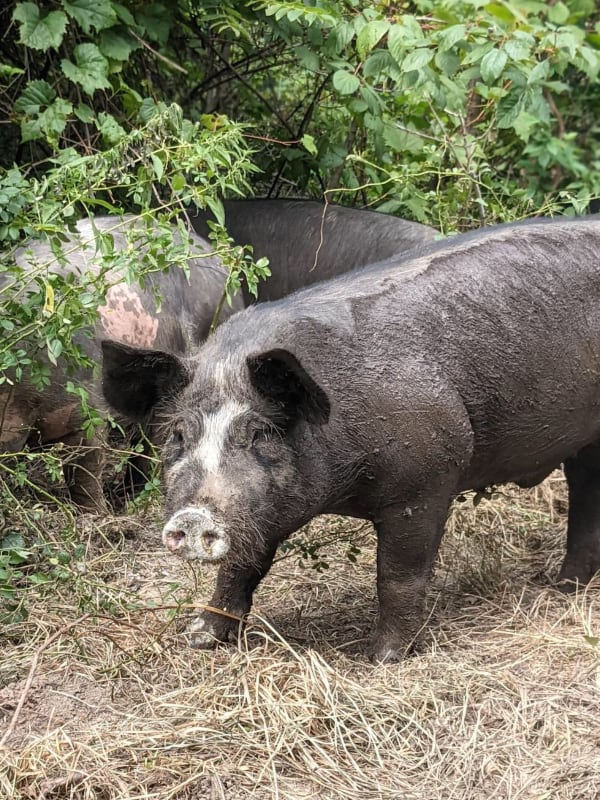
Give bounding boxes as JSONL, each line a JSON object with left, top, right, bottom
{"left": 151, "top": 152, "right": 164, "bottom": 181}
{"left": 40, "top": 97, "right": 73, "bottom": 137}
{"left": 112, "top": 2, "right": 135, "bottom": 26}
{"left": 14, "top": 79, "right": 55, "bottom": 115}
{"left": 0, "top": 64, "right": 25, "bottom": 79}
{"left": 61, "top": 44, "right": 111, "bottom": 95}
{"left": 480, "top": 47, "right": 507, "bottom": 83}
{"left": 387, "top": 24, "right": 406, "bottom": 64}
{"left": 527, "top": 59, "right": 549, "bottom": 85}
{"left": 295, "top": 45, "right": 320, "bottom": 72}
{"left": 435, "top": 49, "right": 460, "bottom": 77}
{"left": 138, "top": 4, "right": 172, "bottom": 45}
{"left": 63, "top": 0, "right": 117, "bottom": 33}
{"left": 356, "top": 19, "right": 390, "bottom": 60}
{"left": 363, "top": 49, "right": 396, "bottom": 79}
{"left": 301, "top": 133, "right": 317, "bottom": 156}
{"left": 438, "top": 24, "right": 466, "bottom": 51}
{"left": 332, "top": 69, "right": 360, "bottom": 95}
{"left": 98, "top": 26, "right": 138, "bottom": 61}
{"left": 205, "top": 196, "right": 224, "bottom": 226}
{"left": 504, "top": 37, "right": 532, "bottom": 61}
{"left": 13, "top": 3, "right": 67, "bottom": 50}
{"left": 46, "top": 338, "right": 63, "bottom": 366}
{"left": 74, "top": 103, "right": 95, "bottom": 123}
{"left": 171, "top": 173, "right": 186, "bottom": 192}
{"left": 511, "top": 111, "right": 540, "bottom": 142}
{"left": 383, "top": 123, "right": 424, "bottom": 154}
{"left": 400, "top": 48, "right": 433, "bottom": 74}
{"left": 485, "top": 3, "right": 516, "bottom": 23}
{"left": 547, "top": 1, "right": 570, "bottom": 25}
{"left": 96, "top": 111, "right": 126, "bottom": 143}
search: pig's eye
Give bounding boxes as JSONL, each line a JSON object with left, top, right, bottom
{"left": 251, "top": 429, "right": 268, "bottom": 446}
{"left": 167, "top": 427, "right": 185, "bottom": 456}
{"left": 251, "top": 424, "right": 279, "bottom": 448}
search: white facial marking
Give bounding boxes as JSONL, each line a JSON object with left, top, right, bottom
{"left": 194, "top": 401, "right": 249, "bottom": 474}
{"left": 213, "top": 358, "right": 234, "bottom": 390}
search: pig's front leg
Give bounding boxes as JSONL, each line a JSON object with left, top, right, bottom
{"left": 189, "top": 539, "right": 279, "bottom": 649}
{"left": 371, "top": 488, "right": 454, "bottom": 663}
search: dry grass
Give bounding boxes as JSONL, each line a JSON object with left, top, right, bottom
{"left": 1, "top": 473, "right": 599, "bottom": 799}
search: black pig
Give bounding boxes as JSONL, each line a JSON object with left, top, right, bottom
{"left": 102, "top": 217, "right": 600, "bottom": 661}
{"left": 190, "top": 198, "right": 438, "bottom": 302}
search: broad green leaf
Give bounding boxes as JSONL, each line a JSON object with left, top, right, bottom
{"left": 138, "top": 4, "right": 172, "bottom": 45}
{"left": 348, "top": 98, "right": 368, "bottom": 113}
{"left": 504, "top": 37, "right": 532, "bottom": 61}
{"left": 14, "top": 79, "right": 55, "bottom": 115}
{"left": 171, "top": 173, "right": 186, "bottom": 192}
{"left": 400, "top": 48, "right": 433, "bottom": 74}
{"left": 0, "top": 64, "right": 24, "bottom": 78}
{"left": 480, "top": 48, "right": 507, "bottom": 83}
{"left": 387, "top": 24, "right": 407, "bottom": 64}
{"left": 151, "top": 153, "right": 164, "bottom": 181}
{"left": 332, "top": 69, "right": 360, "bottom": 95}
{"left": 61, "top": 44, "right": 111, "bottom": 95}
{"left": 295, "top": 45, "right": 320, "bottom": 72}
{"left": 438, "top": 24, "right": 466, "bottom": 51}
{"left": 13, "top": 3, "right": 67, "bottom": 50}
{"left": 435, "top": 49, "right": 460, "bottom": 77}
{"left": 74, "top": 103, "right": 95, "bottom": 123}
{"left": 301, "top": 134, "right": 317, "bottom": 156}
{"left": 357, "top": 85, "right": 383, "bottom": 115}
{"left": 112, "top": 2, "right": 135, "bottom": 26}
{"left": 20, "top": 118, "right": 43, "bottom": 142}
{"left": 527, "top": 59, "right": 549, "bottom": 85}
{"left": 511, "top": 111, "right": 540, "bottom": 141}
{"left": 383, "top": 123, "right": 424, "bottom": 154}
{"left": 484, "top": 3, "right": 516, "bottom": 23}
{"left": 356, "top": 19, "right": 390, "bottom": 60}
{"left": 96, "top": 111, "right": 126, "bottom": 144}
{"left": 40, "top": 97, "right": 73, "bottom": 137}
{"left": 62, "top": 0, "right": 117, "bottom": 33}
{"left": 16, "top": 86, "right": 71, "bottom": 144}
{"left": 98, "top": 27, "right": 138, "bottom": 61}
{"left": 547, "top": 1, "right": 570, "bottom": 25}
{"left": 463, "top": 41, "right": 494, "bottom": 65}
{"left": 139, "top": 97, "right": 164, "bottom": 123}
{"left": 363, "top": 49, "right": 396, "bottom": 79}
{"left": 46, "top": 338, "right": 63, "bottom": 365}
{"left": 496, "top": 89, "right": 526, "bottom": 128}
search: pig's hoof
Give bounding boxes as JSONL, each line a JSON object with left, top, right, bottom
{"left": 187, "top": 614, "right": 241, "bottom": 649}
{"left": 556, "top": 554, "right": 600, "bottom": 591}
{"left": 188, "top": 617, "right": 219, "bottom": 649}
{"left": 369, "top": 631, "right": 418, "bottom": 664}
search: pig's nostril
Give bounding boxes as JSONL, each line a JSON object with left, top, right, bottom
{"left": 165, "top": 529, "right": 186, "bottom": 552}
{"left": 202, "top": 530, "right": 218, "bottom": 550}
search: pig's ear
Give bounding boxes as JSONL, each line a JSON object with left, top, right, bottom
{"left": 101, "top": 340, "right": 190, "bottom": 421}
{"left": 247, "top": 348, "right": 330, "bottom": 426}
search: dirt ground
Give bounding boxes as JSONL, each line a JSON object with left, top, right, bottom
{"left": 0, "top": 472, "right": 599, "bottom": 799}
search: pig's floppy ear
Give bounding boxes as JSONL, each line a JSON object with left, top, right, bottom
{"left": 247, "top": 348, "right": 330, "bottom": 426}
{"left": 101, "top": 340, "right": 190, "bottom": 421}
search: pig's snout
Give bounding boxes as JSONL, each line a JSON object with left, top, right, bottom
{"left": 162, "top": 507, "right": 230, "bottom": 562}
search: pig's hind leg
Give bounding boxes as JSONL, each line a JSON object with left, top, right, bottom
{"left": 558, "top": 442, "right": 600, "bottom": 586}
{"left": 371, "top": 485, "right": 455, "bottom": 664}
